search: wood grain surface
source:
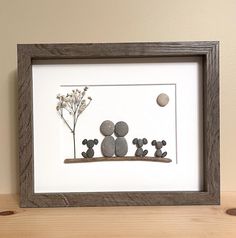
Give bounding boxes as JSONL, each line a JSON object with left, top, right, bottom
{"left": 0, "top": 193, "right": 235, "bottom": 238}
{"left": 18, "top": 42, "right": 220, "bottom": 207}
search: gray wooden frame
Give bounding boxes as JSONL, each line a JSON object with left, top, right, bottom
{"left": 18, "top": 42, "right": 220, "bottom": 207}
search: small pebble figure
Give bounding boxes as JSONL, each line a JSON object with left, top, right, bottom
{"left": 114, "top": 121, "right": 129, "bottom": 157}
{"left": 100, "top": 120, "right": 115, "bottom": 157}
{"left": 81, "top": 139, "right": 99, "bottom": 158}
{"left": 151, "top": 140, "right": 167, "bottom": 158}
{"left": 132, "top": 138, "right": 148, "bottom": 157}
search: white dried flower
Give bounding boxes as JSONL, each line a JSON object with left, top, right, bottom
{"left": 64, "top": 97, "right": 70, "bottom": 102}
{"left": 56, "top": 88, "right": 92, "bottom": 159}
{"left": 79, "top": 104, "right": 86, "bottom": 113}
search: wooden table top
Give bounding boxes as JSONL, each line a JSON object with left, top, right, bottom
{"left": 0, "top": 192, "right": 236, "bottom": 238}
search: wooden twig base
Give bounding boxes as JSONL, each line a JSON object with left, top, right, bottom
{"left": 64, "top": 156, "right": 172, "bottom": 163}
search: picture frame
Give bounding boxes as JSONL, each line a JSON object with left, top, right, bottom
{"left": 18, "top": 42, "right": 220, "bottom": 207}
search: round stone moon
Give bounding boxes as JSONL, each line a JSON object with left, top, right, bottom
{"left": 156, "top": 93, "right": 169, "bottom": 107}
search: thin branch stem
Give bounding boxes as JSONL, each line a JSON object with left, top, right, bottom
{"left": 58, "top": 111, "right": 73, "bottom": 132}
{"left": 72, "top": 110, "right": 76, "bottom": 158}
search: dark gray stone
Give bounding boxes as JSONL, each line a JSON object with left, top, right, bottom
{"left": 143, "top": 138, "right": 148, "bottom": 144}
{"left": 114, "top": 121, "right": 129, "bottom": 137}
{"left": 87, "top": 148, "right": 94, "bottom": 158}
{"left": 143, "top": 149, "right": 148, "bottom": 156}
{"left": 132, "top": 138, "right": 138, "bottom": 145}
{"left": 161, "top": 152, "right": 167, "bottom": 158}
{"left": 101, "top": 136, "right": 115, "bottom": 157}
{"left": 81, "top": 152, "right": 87, "bottom": 158}
{"left": 100, "top": 120, "right": 115, "bottom": 136}
{"left": 87, "top": 140, "right": 94, "bottom": 148}
{"left": 156, "top": 141, "right": 163, "bottom": 149}
{"left": 162, "top": 140, "right": 167, "bottom": 146}
{"left": 115, "top": 137, "right": 128, "bottom": 157}
{"left": 155, "top": 149, "right": 162, "bottom": 157}
{"left": 137, "top": 139, "right": 143, "bottom": 148}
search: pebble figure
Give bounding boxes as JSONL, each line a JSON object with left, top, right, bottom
{"left": 132, "top": 138, "right": 148, "bottom": 157}
{"left": 151, "top": 140, "right": 167, "bottom": 158}
{"left": 114, "top": 121, "right": 129, "bottom": 157}
{"left": 81, "top": 139, "right": 99, "bottom": 158}
{"left": 100, "top": 120, "right": 115, "bottom": 157}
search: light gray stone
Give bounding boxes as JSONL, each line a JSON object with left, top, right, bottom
{"left": 101, "top": 136, "right": 115, "bottom": 157}
{"left": 157, "top": 93, "right": 169, "bottom": 107}
{"left": 115, "top": 137, "right": 128, "bottom": 157}
{"left": 114, "top": 121, "right": 129, "bottom": 137}
{"left": 100, "top": 120, "right": 115, "bottom": 136}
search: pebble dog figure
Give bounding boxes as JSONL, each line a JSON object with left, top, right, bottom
{"left": 81, "top": 139, "right": 99, "bottom": 158}
{"left": 132, "top": 138, "right": 148, "bottom": 157}
{"left": 151, "top": 140, "right": 167, "bottom": 158}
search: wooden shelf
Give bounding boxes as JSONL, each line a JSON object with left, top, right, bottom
{"left": 1, "top": 193, "right": 236, "bottom": 237}
{"left": 64, "top": 156, "right": 172, "bottom": 163}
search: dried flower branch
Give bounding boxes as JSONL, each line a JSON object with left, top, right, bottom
{"left": 56, "top": 87, "right": 92, "bottom": 158}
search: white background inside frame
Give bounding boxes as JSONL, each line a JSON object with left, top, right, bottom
{"left": 32, "top": 58, "right": 203, "bottom": 192}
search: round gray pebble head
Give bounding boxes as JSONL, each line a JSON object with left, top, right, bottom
{"left": 157, "top": 93, "right": 169, "bottom": 107}
{"left": 87, "top": 140, "right": 94, "bottom": 148}
{"left": 137, "top": 139, "right": 143, "bottom": 148}
{"left": 156, "top": 141, "right": 163, "bottom": 149}
{"left": 114, "top": 121, "right": 129, "bottom": 137}
{"left": 100, "top": 120, "right": 115, "bottom": 136}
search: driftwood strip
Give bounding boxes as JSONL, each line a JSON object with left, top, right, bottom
{"left": 64, "top": 157, "right": 172, "bottom": 163}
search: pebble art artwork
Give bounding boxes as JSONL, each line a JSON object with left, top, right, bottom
{"left": 58, "top": 88, "right": 171, "bottom": 163}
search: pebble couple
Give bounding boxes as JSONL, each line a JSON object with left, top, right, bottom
{"left": 81, "top": 120, "right": 167, "bottom": 159}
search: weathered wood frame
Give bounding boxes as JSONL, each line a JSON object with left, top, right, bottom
{"left": 18, "top": 42, "right": 220, "bottom": 207}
